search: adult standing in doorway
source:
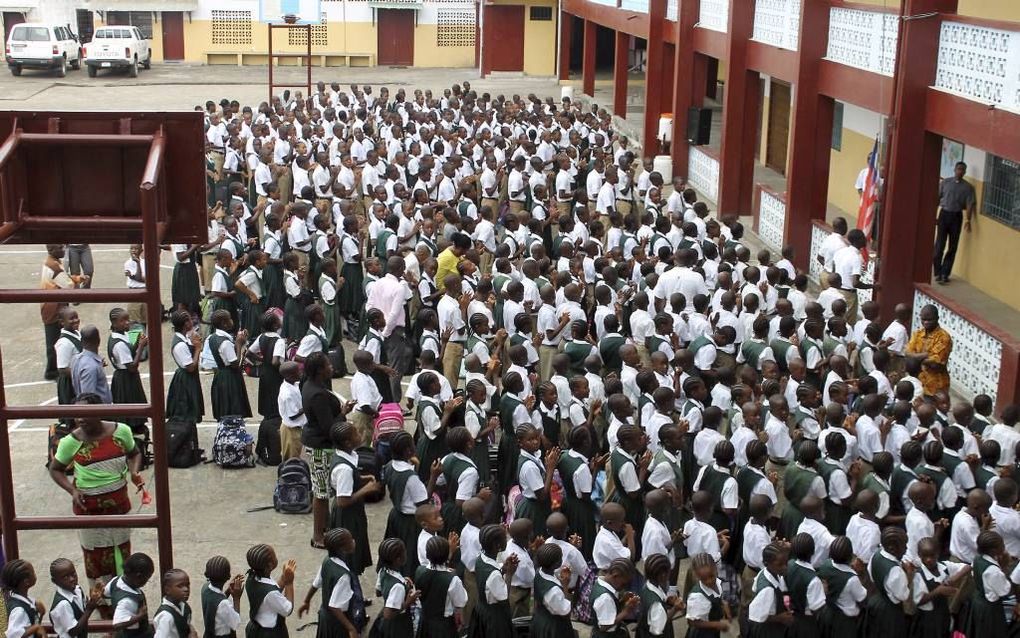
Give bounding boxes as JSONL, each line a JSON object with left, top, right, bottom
{"left": 933, "top": 161, "right": 976, "bottom": 284}
{"left": 42, "top": 244, "right": 87, "bottom": 380}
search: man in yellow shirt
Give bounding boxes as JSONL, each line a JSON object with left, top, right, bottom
{"left": 436, "top": 233, "right": 472, "bottom": 293}
{"left": 906, "top": 304, "right": 953, "bottom": 398}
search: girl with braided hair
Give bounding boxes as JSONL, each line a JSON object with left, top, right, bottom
{"left": 381, "top": 431, "right": 431, "bottom": 577}
{"left": 414, "top": 535, "right": 467, "bottom": 638}
{"left": 371, "top": 539, "right": 418, "bottom": 638}
{"left": 3, "top": 559, "right": 46, "bottom": 638}
{"left": 328, "top": 421, "right": 380, "bottom": 577}
{"left": 531, "top": 543, "right": 573, "bottom": 638}
{"left": 816, "top": 536, "right": 868, "bottom": 638}
{"left": 964, "top": 530, "right": 1011, "bottom": 638}
{"left": 200, "top": 556, "right": 242, "bottom": 638}
{"left": 468, "top": 524, "right": 516, "bottom": 638}
{"left": 684, "top": 552, "right": 730, "bottom": 638}
{"left": 638, "top": 553, "right": 685, "bottom": 638}
{"left": 244, "top": 544, "right": 296, "bottom": 638}
{"left": 745, "top": 542, "right": 792, "bottom": 638}
{"left": 296, "top": 529, "right": 365, "bottom": 638}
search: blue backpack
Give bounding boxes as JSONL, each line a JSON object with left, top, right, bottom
{"left": 211, "top": 416, "right": 255, "bottom": 468}
{"left": 273, "top": 459, "right": 312, "bottom": 514}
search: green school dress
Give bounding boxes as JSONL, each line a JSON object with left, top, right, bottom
{"left": 56, "top": 330, "right": 82, "bottom": 409}
{"left": 328, "top": 451, "right": 372, "bottom": 575}
{"left": 383, "top": 461, "right": 423, "bottom": 577}
{"left": 209, "top": 266, "right": 238, "bottom": 325}
{"left": 464, "top": 401, "right": 492, "bottom": 483}
{"left": 745, "top": 570, "right": 786, "bottom": 638}
{"left": 166, "top": 333, "right": 205, "bottom": 423}
{"left": 209, "top": 331, "right": 253, "bottom": 419}
{"left": 964, "top": 554, "right": 1009, "bottom": 638}
{"left": 50, "top": 587, "right": 86, "bottom": 636}
{"left": 609, "top": 447, "right": 646, "bottom": 556}
{"left": 108, "top": 332, "right": 148, "bottom": 431}
{"left": 864, "top": 551, "right": 908, "bottom": 638}
{"left": 336, "top": 233, "right": 364, "bottom": 316}
{"left": 785, "top": 560, "right": 820, "bottom": 638}
{"left": 415, "top": 398, "right": 448, "bottom": 482}
{"left": 172, "top": 246, "right": 202, "bottom": 313}
{"left": 108, "top": 577, "right": 153, "bottom": 638}
{"left": 316, "top": 557, "right": 355, "bottom": 638}
{"left": 514, "top": 450, "right": 551, "bottom": 538}
{"left": 817, "top": 560, "right": 859, "bottom": 638}
{"left": 817, "top": 458, "right": 852, "bottom": 535}
{"left": 414, "top": 564, "right": 458, "bottom": 638}
{"left": 237, "top": 266, "right": 266, "bottom": 341}
{"left": 256, "top": 333, "right": 283, "bottom": 419}
{"left": 778, "top": 463, "right": 819, "bottom": 541}
{"left": 496, "top": 392, "right": 523, "bottom": 495}
{"left": 244, "top": 575, "right": 288, "bottom": 638}
{"left": 282, "top": 270, "right": 308, "bottom": 340}
{"left": 590, "top": 578, "right": 626, "bottom": 638}
{"left": 685, "top": 582, "right": 724, "bottom": 638}
{"left": 532, "top": 571, "right": 574, "bottom": 638}
{"left": 262, "top": 232, "right": 286, "bottom": 311}
{"left": 908, "top": 562, "right": 952, "bottom": 638}
{"left": 558, "top": 450, "right": 597, "bottom": 559}
{"left": 637, "top": 582, "right": 673, "bottom": 638}
{"left": 372, "top": 569, "right": 413, "bottom": 638}
{"left": 155, "top": 601, "right": 193, "bottom": 638}
{"left": 201, "top": 583, "right": 234, "bottom": 638}
{"left": 440, "top": 452, "right": 477, "bottom": 535}
{"left": 469, "top": 556, "right": 513, "bottom": 638}
{"left": 319, "top": 274, "right": 341, "bottom": 347}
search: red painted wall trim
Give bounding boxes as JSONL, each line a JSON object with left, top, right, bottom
{"left": 938, "top": 12, "right": 1020, "bottom": 32}
{"left": 817, "top": 59, "right": 894, "bottom": 115}
{"left": 828, "top": 0, "right": 899, "bottom": 14}
{"left": 925, "top": 89, "right": 1020, "bottom": 164}
{"left": 745, "top": 41, "right": 797, "bottom": 83}
{"left": 692, "top": 27, "right": 728, "bottom": 60}
{"left": 562, "top": 0, "right": 648, "bottom": 38}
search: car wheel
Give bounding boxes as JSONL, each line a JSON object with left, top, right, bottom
{"left": 55, "top": 56, "right": 66, "bottom": 78}
{"left": 10, "top": 65, "right": 21, "bottom": 77}
{"left": 142, "top": 53, "right": 151, "bottom": 70}
{"left": 71, "top": 53, "right": 81, "bottom": 70}
{"left": 87, "top": 65, "right": 96, "bottom": 78}
{"left": 128, "top": 56, "right": 138, "bottom": 78}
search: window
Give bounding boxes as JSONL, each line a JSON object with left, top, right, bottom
{"left": 107, "top": 11, "right": 152, "bottom": 38}
{"left": 212, "top": 10, "right": 253, "bottom": 45}
{"left": 437, "top": 9, "right": 475, "bottom": 47}
{"left": 831, "top": 101, "right": 844, "bottom": 151}
{"left": 529, "top": 6, "right": 552, "bottom": 20}
{"left": 982, "top": 154, "right": 1020, "bottom": 229}
{"left": 11, "top": 26, "right": 51, "bottom": 42}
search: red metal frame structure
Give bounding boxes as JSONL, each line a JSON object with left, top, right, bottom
{"left": 267, "top": 23, "right": 313, "bottom": 104}
{"left": 0, "top": 111, "right": 206, "bottom": 580}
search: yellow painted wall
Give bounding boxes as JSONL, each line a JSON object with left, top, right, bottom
{"left": 957, "top": 0, "right": 1020, "bottom": 22}
{"left": 826, "top": 126, "right": 873, "bottom": 224}
{"left": 98, "top": 16, "right": 473, "bottom": 67}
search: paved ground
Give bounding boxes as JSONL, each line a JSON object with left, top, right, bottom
{"left": 0, "top": 64, "right": 647, "bottom": 636}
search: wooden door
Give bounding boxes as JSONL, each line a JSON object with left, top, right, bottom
{"left": 766, "top": 80, "right": 791, "bottom": 175}
{"left": 3, "top": 12, "right": 24, "bottom": 41}
{"left": 483, "top": 5, "right": 525, "bottom": 73}
{"left": 377, "top": 9, "right": 414, "bottom": 66}
{"left": 161, "top": 11, "right": 184, "bottom": 60}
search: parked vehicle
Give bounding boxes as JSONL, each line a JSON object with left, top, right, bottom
{"left": 5, "top": 23, "right": 82, "bottom": 77}
{"left": 83, "top": 26, "right": 151, "bottom": 78}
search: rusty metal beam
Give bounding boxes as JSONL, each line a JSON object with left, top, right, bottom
{"left": 18, "top": 132, "right": 154, "bottom": 146}
{"left": 0, "top": 130, "right": 20, "bottom": 172}
{"left": 20, "top": 216, "right": 144, "bottom": 230}
{"left": 15, "top": 514, "right": 159, "bottom": 530}
{"left": 0, "top": 403, "right": 152, "bottom": 420}
{"left": 0, "top": 288, "right": 148, "bottom": 303}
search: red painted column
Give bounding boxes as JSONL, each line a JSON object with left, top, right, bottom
{"left": 878, "top": 0, "right": 959, "bottom": 320}
{"left": 641, "top": 0, "right": 667, "bottom": 158}
{"left": 614, "top": 31, "right": 629, "bottom": 117}
{"left": 659, "top": 43, "right": 675, "bottom": 115}
{"left": 669, "top": 0, "right": 699, "bottom": 176}
{"left": 558, "top": 13, "right": 572, "bottom": 81}
{"left": 717, "top": 0, "right": 756, "bottom": 216}
{"left": 781, "top": 0, "right": 832, "bottom": 271}
{"left": 582, "top": 20, "right": 597, "bottom": 97}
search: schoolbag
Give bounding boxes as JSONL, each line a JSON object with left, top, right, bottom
{"left": 211, "top": 416, "right": 255, "bottom": 468}
{"left": 273, "top": 458, "right": 312, "bottom": 514}
{"left": 166, "top": 419, "right": 203, "bottom": 468}
{"left": 255, "top": 417, "right": 282, "bottom": 466}
{"left": 372, "top": 403, "right": 404, "bottom": 467}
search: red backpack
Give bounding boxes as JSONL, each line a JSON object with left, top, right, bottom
{"left": 372, "top": 403, "right": 405, "bottom": 443}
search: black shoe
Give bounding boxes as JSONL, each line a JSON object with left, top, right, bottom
{"left": 44, "top": 372, "right": 58, "bottom": 381}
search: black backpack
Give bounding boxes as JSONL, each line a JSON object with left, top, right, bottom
{"left": 165, "top": 419, "right": 203, "bottom": 468}
{"left": 255, "top": 417, "right": 282, "bottom": 466}
{"left": 274, "top": 458, "right": 312, "bottom": 514}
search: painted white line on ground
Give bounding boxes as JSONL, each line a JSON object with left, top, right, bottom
{"left": 9, "top": 396, "right": 59, "bottom": 431}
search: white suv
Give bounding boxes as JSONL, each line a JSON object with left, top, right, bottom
{"left": 84, "top": 26, "right": 151, "bottom": 78}
{"left": 5, "top": 23, "right": 82, "bottom": 77}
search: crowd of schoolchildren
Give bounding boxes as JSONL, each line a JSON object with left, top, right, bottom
{"left": 19, "top": 81, "right": 1020, "bottom": 638}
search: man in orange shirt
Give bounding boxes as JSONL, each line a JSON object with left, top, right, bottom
{"left": 906, "top": 304, "right": 953, "bottom": 398}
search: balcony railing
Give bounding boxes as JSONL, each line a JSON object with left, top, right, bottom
{"left": 825, "top": 6, "right": 898, "bottom": 76}
{"left": 935, "top": 20, "right": 1020, "bottom": 113}
{"left": 751, "top": 0, "right": 801, "bottom": 51}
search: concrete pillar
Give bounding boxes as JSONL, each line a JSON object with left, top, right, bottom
{"left": 582, "top": 19, "right": 597, "bottom": 97}
{"left": 613, "top": 31, "right": 629, "bottom": 117}
{"left": 558, "top": 14, "right": 572, "bottom": 81}
{"left": 641, "top": 0, "right": 667, "bottom": 158}
{"left": 669, "top": 0, "right": 699, "bottom": 178}
{"left": 717, "top": 0, "right": 758, "bottom": 216}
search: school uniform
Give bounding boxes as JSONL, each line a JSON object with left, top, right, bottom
{"left": 312, "top": 556, "right": 361, "bottom": 638}
{"left": 282, "top": 270, "right": 308, "bottom": 340}
{"left": 329, "top": 449, "right": 372, "bottom": 575}
{"left": 746, "top": 569, "right": 787, "bottom": 638}
{"left": 54, "top": 329, "right": 83, "bottom": 418}
{"left": 415, "top": 562, "right": 467, "bottom": 637}
{"left": 171, "top": 244, "right": 202, "bottom": 314}
{"left": 608, "top": 447, "right": 646, "bottom": 555}
{"left": 591, "top": 578, "right": 628, "bottom": 638}
{"left": 152, "top": 598, "right": 193, "bottom": 638}
{"left": 200, "top": 583, "right": 241, "bottom": 638}
{"left": 558, "top": 448, "right": 598, "bottom": 559}
{"left": 107, "top": 576, "right": 152, "bottom": 638}
{"left": 438, "top": 451, "right": 479, "bottom": 534}
{"left": 415, "top": 395, "right": 449, "bottom": 482}
{"left": 864, "top": 550, "right": 910, "bottom": 638}
{"left": 816, "top": 561, "right": 866, "bottom": 638}
{"left": 371, "top": 568, "right": 413, "bottom": 638}
{"left": 209, "top": 265, "right": 238, "bottom": 324}
{"left": 532, "top": 570, "right": 573, "bottom": 638}
{"left": 515, "top": 449, "right": 551, "bottom": 537}
{"left": 6, "top": 592, "right": 41, "bottom": 638}
{"left": 464, "top": 399, "right": 492, "bottom": 481}
{"left": 685, "top": 581, "right": 725, "bottom": 638}
{"left": 382, "top": 458, "right": 428, "bottom": 576}
{"left": 964, "top": 553, "right": 1010, "bottom": 638}
{"left": 207, "top": 329, "right": 252, "bottom": 419}
{"left": 166, "top": 332, "right": 205, "bottom": 423}
{"left": 786, "top": 559, "right": 825, "bottom": 638}
{"left": 910, "top": 560, "right": 966, "bottom": 638}
{"left": 236, "top": 266, "right": 266, "bottom": 340}
{"left": 50, "top": 585, "right": 87, "bottom": 638}
{"left": 249, "top": 331, "right": 285, "bottom": 420}
{"left": 109, "top": 331, "right": 148, "bottom": 430}
{"left": 469, "top": 555, "right": 513, "bottom": 638}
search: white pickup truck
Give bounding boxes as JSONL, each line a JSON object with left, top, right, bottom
{"left": 83, "top": 25, "right": 151, "bottom": 77}
{"left": 5, "top": 23, "right": 82, "bottom": 77}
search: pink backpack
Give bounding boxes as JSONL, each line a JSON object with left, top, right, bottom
{"left": 372, "top": 403, "right": 405, "bottom": 443}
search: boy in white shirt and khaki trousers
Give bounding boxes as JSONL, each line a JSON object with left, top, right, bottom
{"left": 278, "top": 362, "right": 306, "bottom": 460}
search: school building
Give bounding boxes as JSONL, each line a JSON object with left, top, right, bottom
{"left": 0, "top": 0, "right": 559, "bottom": 74}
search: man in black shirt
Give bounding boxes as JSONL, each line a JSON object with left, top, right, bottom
{"left": 933, "top": 161, "right": 976, "bottom": 284}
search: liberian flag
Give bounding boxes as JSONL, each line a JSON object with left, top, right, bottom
{"left": 857, "top": 138, "right": 880, "bottom": 264}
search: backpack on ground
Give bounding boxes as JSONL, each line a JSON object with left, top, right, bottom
{"left": 211, "top": 416, "right": 255, "bottom": 468}
{"left": 273, "top": 458, "right": 312, "bottom": 514}
{"left": 165, "top": 419, "right": 204, "bottom": 468}
{"left": 255, "top": 416, "right": 282, "bottom": 466}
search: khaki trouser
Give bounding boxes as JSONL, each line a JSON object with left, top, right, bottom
{"left": 509, "top": 585, "right": 531, "bottom": 618}
{"left": 766, "top": 460, "right": 789, "bottom": 518}
{"left": 841, "top": 289, "right": 860, "bottom": 325}
{"left": 481, "top": 197, "right": 499, "bottom": 214}
{"left": 556, "top": 200, "right": 572, "bottom": 219}
{"left": 127, "top": 301, "right": 147, "bottom": 326}
{"left": 276, "top": 166, "right": 292, "bottom": 204}
{"left": 617, "top": 200, "right": 633, "bottom": 217}
{"left": 442, "top": 341, "right": 465, "bottom": 391}
{"left": 281, "top": 426, "right": 304, "bottom": 460}
{"left": 479, "top": 251, "right": 494, "bottom": 276}
{"left": 201, "top": 253, "right": 217, "bottom": 292}
{"left": 462, "top": 570, "right": 477, "bottom": 629}
{"left": 349, "top": 410, "right": 375, "bottom": 448}
{"left": 539, "top": 345, "right": 557, "bottom": 383}
{"left": 636, "top": 343, "right": 651, "bottom": 368}
{"left": 294, "top": 250, "right": 310, "bottom": 272}
{"left": 740, "top": 565, "right": 758, "bottom": 617}
{"left": 209, "top": 151, "right": 225, "bottom": 179}
{"left": 509, "top": 201, "right": 525, "bottom": 215}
